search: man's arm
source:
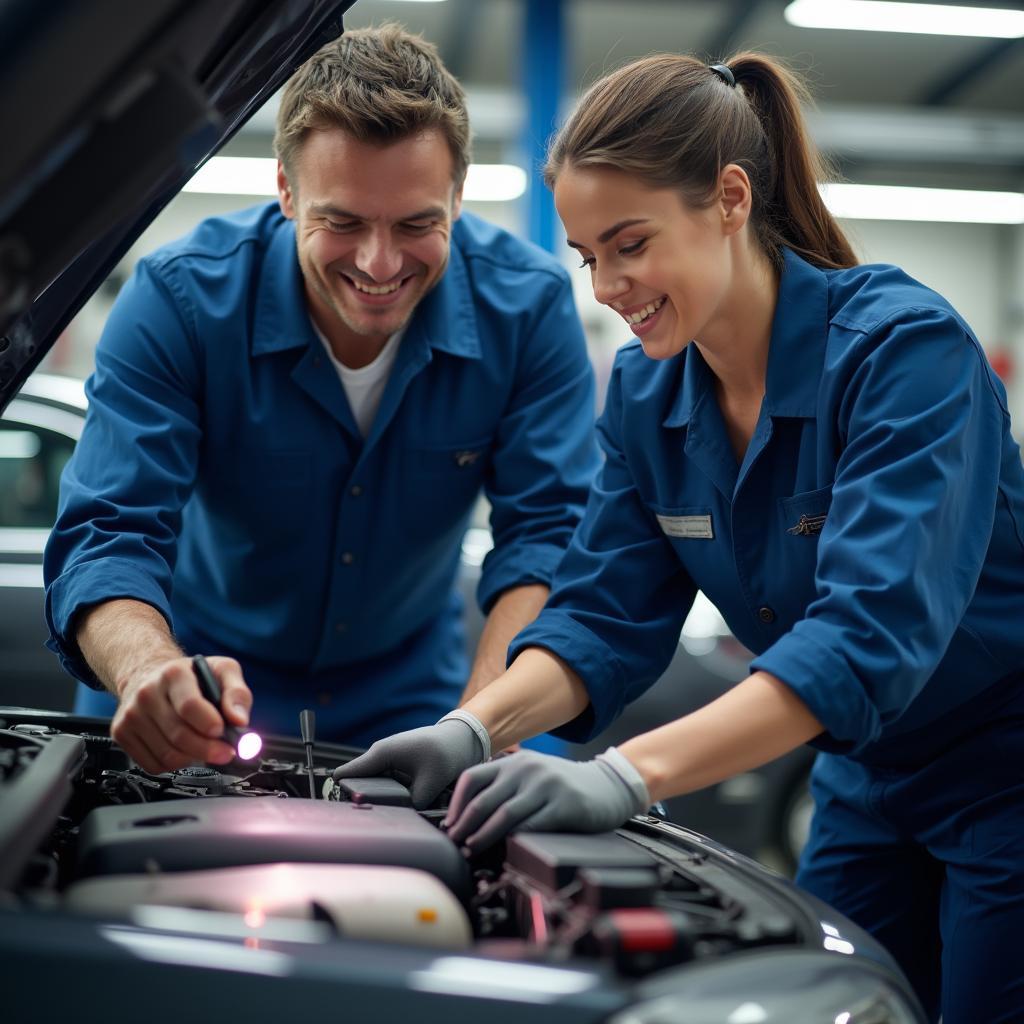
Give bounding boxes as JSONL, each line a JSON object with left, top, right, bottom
{"left": 459, "top": 583, "right": 549, "bottom": 705}
{"left": 77, "top": 598, "right": 252, "bottom": 774}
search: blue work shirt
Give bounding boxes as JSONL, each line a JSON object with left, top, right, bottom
{"left": 513, "top": 248, "right": 1024, "bottom": 765}
{"left": 44, "top": 203, "right": 598, "bottom": 744}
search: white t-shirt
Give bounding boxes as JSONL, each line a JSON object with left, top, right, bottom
{"left": 312, "top": 322, "right": 403, "bottom": 438}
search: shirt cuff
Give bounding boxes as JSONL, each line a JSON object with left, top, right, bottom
{"left": 476, "top": 541, "right": 566, "bottom": 614}
{"left": 750, "top": 625, "right": 882, "bottom": 754}
{"left": 508, "top": 609, "right": 629, "bottom": 744}
{"left": 45, "top": 558, "right": 174, "bottom": 687}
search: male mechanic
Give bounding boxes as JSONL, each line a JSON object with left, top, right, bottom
{"left": 43, "top": 24, "right": 598, "bottom": 775}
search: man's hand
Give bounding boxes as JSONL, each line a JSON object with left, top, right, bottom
{"left": 443, "top": 747, "right": 650, "bottom": 852}
{"left": 333, "top": 714, "right": 487, "bottom": 809}
{"left": 111, "top": 655, "right": 253, "bottom": 774}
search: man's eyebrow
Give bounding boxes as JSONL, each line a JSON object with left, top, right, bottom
{"left": 566, "top": 218, "right": 650, "bottom": 249}
{"left": 309, "top": 203, "right": 362, "bottom": 220}
{"left": 307, "top": 203, "right": 448, "bottom": 222}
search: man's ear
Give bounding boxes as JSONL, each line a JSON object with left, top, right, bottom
{"left": 277, "top": 160, "right": 296, "bottom": 220}
{"left": 718, "top": 163, "right": 752, "bottom": 237}
{"left": 451, "top": 182, "right": 464, "bottom": 222}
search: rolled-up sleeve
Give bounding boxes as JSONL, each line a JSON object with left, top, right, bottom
{"left": 43, "top": 258, "right": 202, "bottom": 685}
{"left": 752, "top": 308, "right": 1006, "bottom": 753}
{"left": 476, "top": 271, "right": 599, "bottom": 612}
{"left": 508, "top": 358, "right": 697, "bottom": 742}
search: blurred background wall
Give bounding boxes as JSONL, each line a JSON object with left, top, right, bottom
{"left": 45, "top": 0, "right": 1024, "bottom": 432}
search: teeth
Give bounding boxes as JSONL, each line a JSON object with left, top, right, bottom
{"left": 627, "top": 297, "right": 665, "bottom": 324}
{"left": 351, "top": 279, "right": 401, "bottom": 295}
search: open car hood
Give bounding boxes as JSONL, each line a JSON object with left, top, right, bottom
{"left": 0, "top": 0, "right": 356, "bottom": 412}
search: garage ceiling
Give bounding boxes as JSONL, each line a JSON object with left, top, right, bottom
{"left": 237, "top": 0, "right": 1024, "bottom": 190}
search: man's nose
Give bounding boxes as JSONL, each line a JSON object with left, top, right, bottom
{"left": 355, "top": 232, "right": 403, "bottom": 282}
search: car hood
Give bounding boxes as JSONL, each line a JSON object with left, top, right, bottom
{"left": 0, "top": 0, "right": 356, "bottom": 413}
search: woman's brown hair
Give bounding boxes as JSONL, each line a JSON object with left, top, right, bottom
{"left": 545, "top": 53, "right": 856, "bottom": 272}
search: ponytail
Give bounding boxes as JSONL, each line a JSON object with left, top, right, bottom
{"left": 727, "top": 53, "right": 856, "bottom": 270}
{"left": 546, "top": 52, "right": 857, "bottom": 272}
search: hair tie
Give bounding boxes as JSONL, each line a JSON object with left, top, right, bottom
{"left": 709, "top": 63, "right": 736, "bottom": 87}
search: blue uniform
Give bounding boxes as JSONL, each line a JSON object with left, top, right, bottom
{"left": 512, "top": 248, "right": 1024, "bottom": 1022}
{"left": 44, "top": 203, "right": 599, "bottom": 746}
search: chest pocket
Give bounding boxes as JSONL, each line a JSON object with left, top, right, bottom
{"left": 403, "top": 437, "right": 492, "bottom": 540}
{"left": 777, "top": 484, "right": 833, "bottom": 608}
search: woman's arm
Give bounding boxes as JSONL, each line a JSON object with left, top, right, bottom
{"left": 462, "top": 646, "right": 592, "bottom": 750}
{"left": 619, "top": 669, "right": 823, "bottom": 803}
{"left": 443, "top": 668, "right": 824, "bottom": 849}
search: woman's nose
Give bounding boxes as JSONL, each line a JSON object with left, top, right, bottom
{"left": 592, "top": 267, "right": 628, "bottom": 305}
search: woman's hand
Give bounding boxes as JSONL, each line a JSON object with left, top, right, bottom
{"left": 443, "top": 747, "right": 650, "bottom": 851}
{"left": 333, "top": 712, "right": 488, "bottom": 809}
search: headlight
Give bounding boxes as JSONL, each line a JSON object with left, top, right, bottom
{"left": 606, "top": 950, "right": 925, "bottom": 1024}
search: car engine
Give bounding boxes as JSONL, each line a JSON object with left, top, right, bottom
{"left": 0, "top": 707, "right": 927, "bottom": 1024}
{"left": 1, "top": 708, "right": 814, "bottom": 969}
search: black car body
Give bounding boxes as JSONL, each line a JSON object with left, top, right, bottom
{"left": 0, "top": 3, "right": 923, "bottom": 1020}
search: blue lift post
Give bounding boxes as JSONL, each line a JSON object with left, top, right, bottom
{"left": 519, "top": 0, "right": 570, "bottom": 757}
{"left": 522, "top": 0, "right": 565, "bottom": 254}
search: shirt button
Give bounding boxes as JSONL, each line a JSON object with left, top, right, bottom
{"left": 341, "top": 551, "right": 354, "bottom": 565}
{"left": 334, "top": 621, "right": 348, "bottom": 634}
{"left": 758, "top": 606, "right": 776, "bottom": 624}
{"left": 350, "top": 485, "right": 363, "bottom": 497}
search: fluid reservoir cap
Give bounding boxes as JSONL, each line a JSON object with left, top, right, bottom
{"left": 173, "top": 766, "right": 225, "bottom": 793}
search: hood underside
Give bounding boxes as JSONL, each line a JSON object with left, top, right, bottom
{"left": 0, "top": 0, "right": 356, "bottom": 412}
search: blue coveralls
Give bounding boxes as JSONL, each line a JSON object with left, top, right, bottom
{"left": 511, "top": 248, "right": 1024, "bottom": 1022}
{"left": 44, "top": 203, "right": 599, "bottom": 747}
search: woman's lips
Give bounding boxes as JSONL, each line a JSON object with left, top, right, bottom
{"left": 628, "top": 298, "right": 666, "bottom": 337}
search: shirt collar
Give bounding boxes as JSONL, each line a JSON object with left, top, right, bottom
{"left": 252, "top": 213, "right": 481, "bottom": 360}
{"left": 663, "top": 247, "right": 829, "bottom": 427}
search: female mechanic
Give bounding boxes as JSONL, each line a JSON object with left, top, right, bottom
{"left": 336, "top": 53, "right": 1024, "bottom": 1022}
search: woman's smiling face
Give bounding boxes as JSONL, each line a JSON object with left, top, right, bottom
{"left": 553, "top": 163, "right": 735, "bottom": 360}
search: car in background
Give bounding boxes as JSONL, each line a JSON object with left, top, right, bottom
{"left": 0, "top": 374, "right": 83, "bottom": 712}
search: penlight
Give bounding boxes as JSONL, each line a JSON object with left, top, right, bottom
{"left": 235, "top": 730, "right": 263, "bottom": 761}
{"left": 192, "top": 654, "right": 264, "bottom": 762}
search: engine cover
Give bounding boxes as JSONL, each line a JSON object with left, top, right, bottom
{"left": 75, "top": 797, "right": 470, "bottom": 898}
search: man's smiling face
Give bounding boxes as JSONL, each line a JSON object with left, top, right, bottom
{"left": 278, "top": 127, "right": 462, "bottom": 354}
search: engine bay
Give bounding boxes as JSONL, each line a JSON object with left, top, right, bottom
{"left": 0, "top": 709, "right": 813, "bottom": 981}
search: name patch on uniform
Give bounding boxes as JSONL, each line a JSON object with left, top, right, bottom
{"left": 656, "top": 514, "right": 714, "bottom": 540}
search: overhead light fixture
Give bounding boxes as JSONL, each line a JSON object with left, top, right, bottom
{"left": 819, "top": 183, "right": 1024, "bottom": 223}
{"left": 785, "top": 0, "right": 1024, "bottom": 38}
{"left": 184, "top": 157, "right": 526, "bottom": 202}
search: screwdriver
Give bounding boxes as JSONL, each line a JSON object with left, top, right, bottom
{"left": 300, "top": 709, "right": 317, "bottom": 799}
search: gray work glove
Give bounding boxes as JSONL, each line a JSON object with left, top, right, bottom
{"left": 443, "top": 746, "right": 650, "bottom": 852}
{"left": 332, "top": 710, "right": 489, "bottom": 810}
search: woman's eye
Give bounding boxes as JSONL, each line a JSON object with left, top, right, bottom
{"left": 619, "top": 239, "right": 646, "bottom": 256}
{"left": 577, "top": 255, "right": 595, "bottom": 269}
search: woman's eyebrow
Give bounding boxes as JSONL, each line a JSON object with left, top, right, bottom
{"left": 566, "top": 218, "right": 650, "bottom": 249}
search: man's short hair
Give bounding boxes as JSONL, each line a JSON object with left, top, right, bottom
{"left": 274, "top": 22, "right": 471, "bottom": 187}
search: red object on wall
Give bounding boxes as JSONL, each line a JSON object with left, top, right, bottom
{"left": 988, "top": 348, "right": 1014, "bottom": 382}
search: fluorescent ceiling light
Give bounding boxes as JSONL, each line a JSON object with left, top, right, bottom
{"left": 785, "top": 0, "right": 1024, "bottom": 37}
{"left": 819, "top": 183, "right": 1024, "bottom": 223}
{"left": 463, "top": 164, "right": 527, "bottom": 202}
{"left": 184, "top": 157, "right": 526, "bottom": 202}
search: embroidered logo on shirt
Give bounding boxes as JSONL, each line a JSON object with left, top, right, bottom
{"left": 787, "top": 513, "right": 826, "bottom": 536}
{"left": 454, "top": 450, "right": 482, "bottom": 468}
{"left": 656, "top": 514, "right": 714, "bottom": 539}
